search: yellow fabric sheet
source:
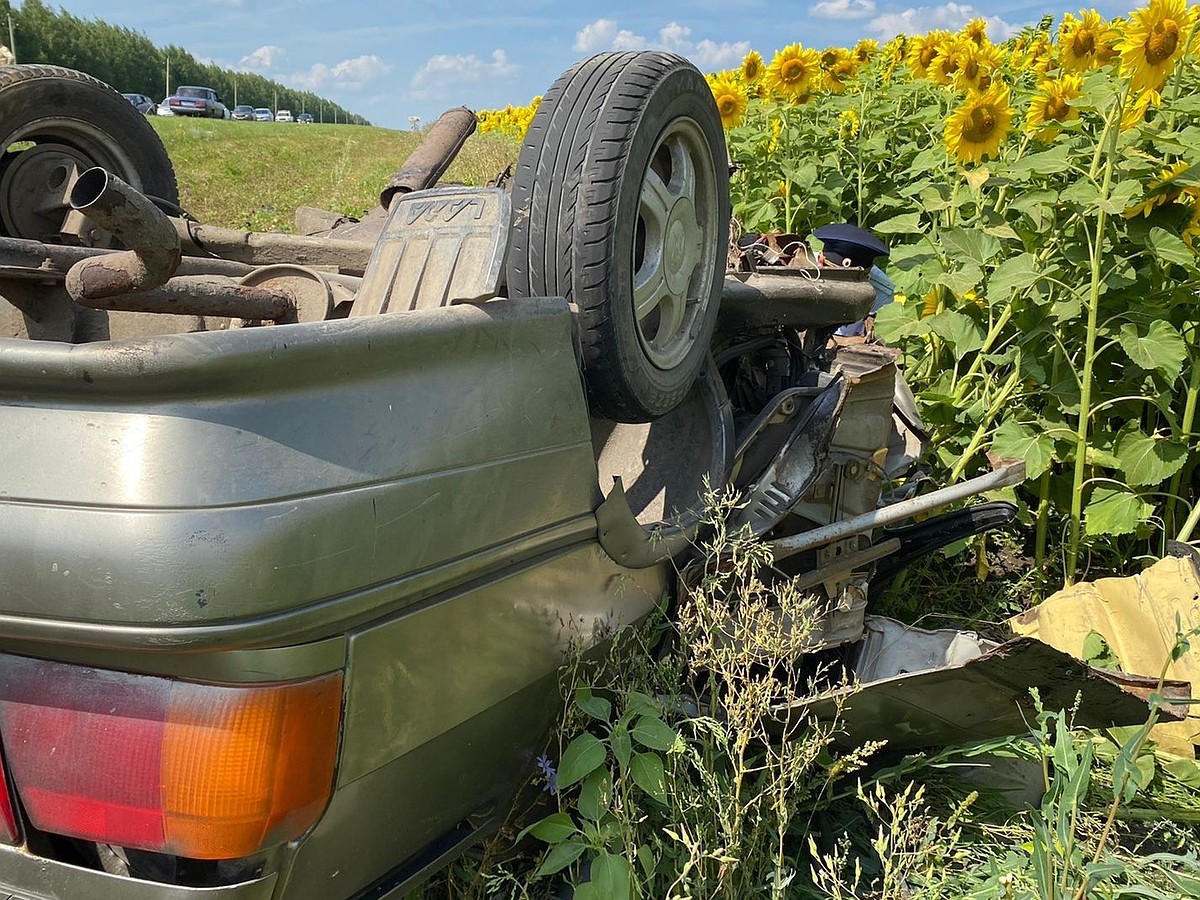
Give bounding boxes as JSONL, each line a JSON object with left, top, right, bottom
{"left": 1009, "top": 556, "right": 1200, "bottom": 758}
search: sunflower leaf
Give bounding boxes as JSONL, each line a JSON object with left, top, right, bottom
{"left": 1118, "top": 321, "right": 1188, "bottom": 379}
{"left": 1146, "top": 227, "right": 1196, "bottom": 268}
{"left": 991, "top": 420, "right": 1054, "bottom": 480}
{"left": 1113, "top": 427, "right": 1189, "bottom": 486}
{"left": 927, "top": 310, "right": 985, "bottom": 357}
{"left": 1084, "top": 487, "right": 1152, "bottom": 537}
{"left": 872, "top": 212, "right": 923, "bottom": 235}
{"left": 988, "top": 252, "right": 1040, "bottom": 301}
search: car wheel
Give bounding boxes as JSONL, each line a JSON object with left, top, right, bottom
{"left": 507, "top": 52, "right": 730, "bottom": 423}
{"left": 0, "top": 64, "right": 178, "bottom": 243}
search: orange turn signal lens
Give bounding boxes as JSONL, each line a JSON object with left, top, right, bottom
{"left": 0, "top": 655, "right": 342, "bottom": 859}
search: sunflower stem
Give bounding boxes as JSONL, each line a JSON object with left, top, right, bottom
{"left": 1169, "top": 329, "right": 1200, "bottom": 540}
{"left": 1065, "top": 84, "right": 1127, "bottom": 584}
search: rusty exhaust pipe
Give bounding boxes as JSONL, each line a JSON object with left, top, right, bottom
{"left": 379, "top": 107, "right": 477, "bottom": 210}
{"left": 64, "top": 168, "right": 182, "bottom": 302}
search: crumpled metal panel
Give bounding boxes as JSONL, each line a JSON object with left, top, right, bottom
{"left": 1010, "top": 555, "right": 1200, "bottom": 757}
{"left": 786, "top": 630, "right": 1188, "bottom": 751}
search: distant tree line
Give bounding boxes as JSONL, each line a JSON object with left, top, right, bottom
{"left": 0, "top": 0, "right": 371, "bottom": 125}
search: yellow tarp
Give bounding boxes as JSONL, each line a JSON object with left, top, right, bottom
{"left": 1009, "top": 556, "right": 1200, "bottom": 758}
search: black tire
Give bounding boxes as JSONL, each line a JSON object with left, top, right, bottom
{"left": 507, "top": 52, "right": 730, "bottom": 423}
{"left": 0, "top": 64, "right": 178, "bottom": 243}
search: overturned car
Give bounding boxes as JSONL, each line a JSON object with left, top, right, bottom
{"left": 0, "top": 55, "right": 1171, "bottom": 900}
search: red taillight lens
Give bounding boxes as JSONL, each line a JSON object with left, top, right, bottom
{"left": 0, "top": 749, "right": 19, "bottom": 845}
{"left": 0, "top": 656, "right": 342, "bottom": 859}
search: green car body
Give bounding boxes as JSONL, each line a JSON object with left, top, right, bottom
{"left": 0, "top": 299, "right": 673, "bottom": 898}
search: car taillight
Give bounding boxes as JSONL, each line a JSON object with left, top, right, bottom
{"left": 0, "top": 748, "right": 19, "bottom": 844}
{"left": 0, "top": 655, "right": 342, "bottom": 859}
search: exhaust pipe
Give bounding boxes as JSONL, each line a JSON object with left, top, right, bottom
{"left": 379, "top": 107, "right": 477, "bottom": 210}
{"left": 64, "top": 168, "right": 181, "bottom": 302}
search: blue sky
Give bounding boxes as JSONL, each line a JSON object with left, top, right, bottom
{"left": 32, "top": 0, "right": 1136, "bottom": 129}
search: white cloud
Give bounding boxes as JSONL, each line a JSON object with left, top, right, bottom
{"left": 572, "top": 18, "right": 749, "bottom": 71}
{"left": 410, "top": 49, "right": 520, "bottom": 92}
{"left": 867, "top": 3, "right": 1023, "bottom": 39}
{"left": 240, "top": 45, "right": 284, "bottom": 70}
{"left": 291, "top": 54, "right": 392, "bottom": 91}
{"left": 809, "top": 0, "right": 877, "bottom": 19}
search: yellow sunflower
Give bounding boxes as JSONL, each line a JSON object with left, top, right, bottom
{"left": 944, "top": 82, "right": 1014, "bottom": 164}
{"left": 709, "top": 76, "right": 749, "bottom": 129}
{"left": 955, "top": 41, "right": 1003, "bottom": 92}
{"left": 741, "top": 50, "right": 765, "bottom": 83}
{"left": 768, "top": 116, "right": 783, "bottom": 155}
{"left": 1058, "top": 10, "right": 1110, "bottom": 71}
{"left": 1117, "top": 0, "right": 1199, "bottom": 92}
{"left": 908, "top": 30, "right": 949, "bottom": 79}
{"left": 963, "top": 17, "right": 990, "bottom": 46}
{"left": 824, "top": 55, "right": 858, "bottom": 93}
{"left": 838, "top": 108, "right": 861, "bottom": 139}
{"left": 1025, "top": 74, "right": 1083, "bottom": 139}
{"left": 1124, "top": 161, "right": 1194, "bottom": 216}
{"left": 765, "top": 44, "right": 822, "bottom": 101}
{"left": 853, "top": 39, "right": 879, "bottom": 64}
{"left": 930, "top": 37, "right": 970, "bottom": 86}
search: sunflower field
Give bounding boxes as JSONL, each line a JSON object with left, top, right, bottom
{"left": 482, "top": 0, "right": 1200, "bottom": 585}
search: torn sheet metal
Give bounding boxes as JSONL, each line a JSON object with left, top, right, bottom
{"left": 784, "top": 617, "right": 1188, "bottom": 752}
{"left": 1009, "top": 555, "right": 1200, "bottom": 757}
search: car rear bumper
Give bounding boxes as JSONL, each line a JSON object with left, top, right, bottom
{"left": 0, "top": 844, "right": 277, "bottom": 899}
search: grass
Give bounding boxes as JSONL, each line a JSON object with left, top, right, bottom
{"left": 149, "top": 117, "right": 519, "bottom": 233}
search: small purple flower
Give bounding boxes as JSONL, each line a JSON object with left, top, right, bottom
{"left": 536, "top": 754, "right": 558, "bottom": 794}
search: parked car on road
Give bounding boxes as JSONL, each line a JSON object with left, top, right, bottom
{"left": 298, "top": 112, "right": 314, "bottom": 124}
{"left": 165, "top": 85, "right": 227, "bottom": 118}
{"left": 231, "top": 104, "right": 255, "bottom": 121}
{"left": 253, "top": 107, "right": 273, "bottom": 122}
{"left": 275, "top": 108, "right": 294, "bottom": 122}
{"left": 121, "top": 92, "right": 155, "bottom": 115}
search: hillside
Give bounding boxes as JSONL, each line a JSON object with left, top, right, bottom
{"left": 151, "top": 117, "right": 518, "bottom": 232}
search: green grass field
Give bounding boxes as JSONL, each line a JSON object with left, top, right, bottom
{"left": 149, "top": 117, "right": 518, "bottom": 233}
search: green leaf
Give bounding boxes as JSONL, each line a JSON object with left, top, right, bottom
{"left": 575, "top": 688, "right": 612, "bottom": 723}
{"left": 574, "top": 852, "right": 632, "bottom": 900}
{"left": 988, "top": 252, "right": 1040, "bottom": 302}
{"left": 528, "top": 812, "right": 578, "bottom": 843}
{"left": 578, "top": 768, "right": 612, "bottom": 822}
{"left": 610, "top": 725, "right": 632, "bottom": 770}
{"left": 1113, "top": 427, "right": 1189, "bottom": 486}
{"left": 990, "top": 419, "right": 1054, "bottom": 480}
{"left": 1060, "top": 179, "right": 1101, "bottom": 208}
{"left": 1146, "top": 226, "right": 1197, "bottom": 268}
{"left": 1006, "top": 145, "right": 1072, "bottom": 178}
{"left": 941, "top": 226, "right": 1001, "bottom": 266}
{"left": 1081, "top": 630, "right": 1120, "bottom": 670}
{"left": 535, "top": 840, "right": 587, "bottom": 877}
{"left": 1163, "top": 757, "right": 1200, "bottom": 788}
{"left": 928, "top": 309, "right": 985, "bottom": 357}
{"left": 1084, "top": 487, "right": 1153, "bottom": 537}
{"left": 873, "top": 301, "right": 931, "bottom": 342}
{"left": 934, "top": 263, "right": 983, "bottom": 296}
{"left": 872, "top": 212, "right": 923, "bottom": 235}
{"left": 1097, "top": 179, "right": 1142, "bottom": 215}
{"left": 624, "top": 691, "right": 660, "bottom": 718}
{"left": 630, "top": 751, "right": 668, "bottom": 804}
{"left": 1118, "top": 321, "right": 1188, "bottom": 379}
{"left": 631, "top": 715, "right": 679, "bottom": 752}
{"left": 558, "top": 733, "right": 606, "bottom": 789}
{"left": 637, "top": 844, "right": 656, "bottom": 881}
